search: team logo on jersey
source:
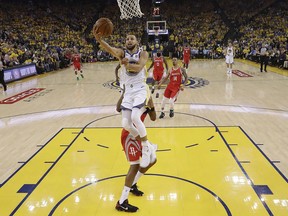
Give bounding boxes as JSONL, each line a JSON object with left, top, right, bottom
{"left": 103, "top": 77, "right": 209, "bottom": 90}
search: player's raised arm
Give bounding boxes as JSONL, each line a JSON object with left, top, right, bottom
{"left": 93, "top": 31, "right": 124, "bottom": 60}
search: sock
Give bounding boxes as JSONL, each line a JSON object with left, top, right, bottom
{"left": 132, "top": 171, "right": 144, "bottom": 186}
{"left": 119, "top": 186, "right": 130, "bottom": 204}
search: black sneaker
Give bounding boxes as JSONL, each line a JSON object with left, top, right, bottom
{"left": 169, "top": 110, "right": 174, "bottom": 118}
{"left": 151, "top": 88, "right": 155, "bottom": 94}
{"left": 115, "top": 199, "right": 139, "bottom": 212}
{"left": 130, "top": 184, "right": 144, "bottom": 196}
{"left": 81, "top": 74, "right": 84, "bottom": 78}
{"left": 159, "top": 112, "right": 165, "bottom": 119}
{"left": 156, "top": 93, "right": 159, "bottom": 98}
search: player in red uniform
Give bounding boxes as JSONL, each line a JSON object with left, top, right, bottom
{"left": 115, "top": 89, "right": 157, "bottom": 212}
{"left": 147, "top": 51, "right": 168, "bottom": 98}
{"left": 71, "top": 51, "right": 84, "bottom": 80}
{"left": 182, "top": 43, "right": 191, "bottom": 69}
{"left": 158, "top": 57, "right": 188, "bottom": 118}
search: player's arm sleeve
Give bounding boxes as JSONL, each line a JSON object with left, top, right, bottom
{"left": 97, "top": 39, "right": 124, "bottom": 60}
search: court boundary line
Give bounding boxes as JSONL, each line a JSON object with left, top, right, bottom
{"left": 48, "top": 174, "right": 232, "bottom": 216}
{"left": 1, "top": 111, "right": 285, "bottom": 215}
{"left": 1, "top": 103, "right": 287, "bottom": 120}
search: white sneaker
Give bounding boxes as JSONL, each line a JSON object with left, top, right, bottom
{"left": 150, "top": 143, "right": 158, "bottom": 163}
{"left": 140, "top": 144, "right": 152, "bottom": 168}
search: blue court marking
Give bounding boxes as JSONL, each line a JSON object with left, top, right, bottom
{"left": 253, "top": 185, "right": 273, "bottom": 195}
{"left": 239, "top": 126, "right": 287, "bottom": 183}
{"left": 217, "top": 127, "right": 274, "bottom": 216}
{"left": 17, "top": 184, "right": 37, "bottom": 194}
{"left": 271, "top": 161, "right": 281, "bottom": 163}
{"left": 4, "top": 111, "right": 285, "bottom": 215}
{"left": 48, "top": 174, "right": 232, "bottom": 216}
{"left": 9, "top": 114, "right": 119, "bottom": 215}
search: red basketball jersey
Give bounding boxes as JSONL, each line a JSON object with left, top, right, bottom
{"left": 183, "top": 47, "right": 191, "bottom": 58}
{"left": 72, "top": 54, "right": 81, "bottom": 65}
{"left": 153, "top": 56, "right": 164, "bottom": 73}
{"left": 168, "top": 67, "right": 182, "bottom": 88}
{"left": 121, "top": 113, "right": 147, "bottom": 162}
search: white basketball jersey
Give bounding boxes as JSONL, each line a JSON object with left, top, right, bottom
{"left": 227, "top": 46, "right": 234, "bottom": 56}
{"left": 121, "top": 48, "right": 146, "bottom": 86}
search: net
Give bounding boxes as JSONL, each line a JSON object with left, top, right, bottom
{"left": 117, "top": 0, "right": 144, "bottom": 20}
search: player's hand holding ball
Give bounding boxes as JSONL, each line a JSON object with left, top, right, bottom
{"left": 93, "top": 17, "right": 113, "bottom": 40}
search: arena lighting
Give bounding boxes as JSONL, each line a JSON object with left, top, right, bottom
{"left": 153, "top": 0, "right": 164, "bottom": 3}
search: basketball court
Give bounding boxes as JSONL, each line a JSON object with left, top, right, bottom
{"left": 0, "top": 58, "right": 287, "bottom": 215}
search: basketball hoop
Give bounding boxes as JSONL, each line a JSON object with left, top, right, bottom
{"left": 155, "top": 29, "right": 159, "bottom": 36}
{"left": 117, "top": 0, "right": 144, "bottom": 20}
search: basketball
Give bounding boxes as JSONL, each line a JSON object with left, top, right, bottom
{"left": 93, "top": 17, "right": 113, "bottom": 37}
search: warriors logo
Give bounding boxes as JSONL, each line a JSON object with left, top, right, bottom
{"left": 103, "top": 77, "right": 209, "bottom": 90}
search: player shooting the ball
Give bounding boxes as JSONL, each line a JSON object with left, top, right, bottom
{"left": 93, "top": 20, "right": 157, "bottom": 212}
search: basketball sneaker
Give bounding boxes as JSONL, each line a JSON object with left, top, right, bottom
{"left": 81, "top": 74, "right": 84, "bottom": 78}
{"left": 140, "top": 143, "right": 152, "bottom": 168}
{"left": 77, "top": 77, "right": 79, "bottom": 81}
{"left": 115, "top": 199, "right": 138, "bottom": 212}
{"left": 169, "top": 109, "right": 174, "bottom": 118}
{"left": 150, "top": 143, "right": 158, "bottom": 163}
{"left": 130, "top": 184, "right": 144, "bottom": 196}
{"left": 151, "top": 87, "right": 155, "bottom": 94}
{"left": 156, "top": 93, "right": 159, "bottom": 98}
{"left": 159, "top": 112, "right": 165, "bottom": 119}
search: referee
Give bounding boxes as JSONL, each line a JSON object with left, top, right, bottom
{"left": 259, "top": 44, "right": 268, "bottom": 72}
{"left": 0, "top": 57, "right": 7, "bottom": 91}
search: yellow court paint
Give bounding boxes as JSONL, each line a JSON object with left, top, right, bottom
{"left": 0, "top": 127, "right": 287, "bottom": 216}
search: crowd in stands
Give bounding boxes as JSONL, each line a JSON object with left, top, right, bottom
{"left": 0, "top": 0, "right": 287, "bottom": 75}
